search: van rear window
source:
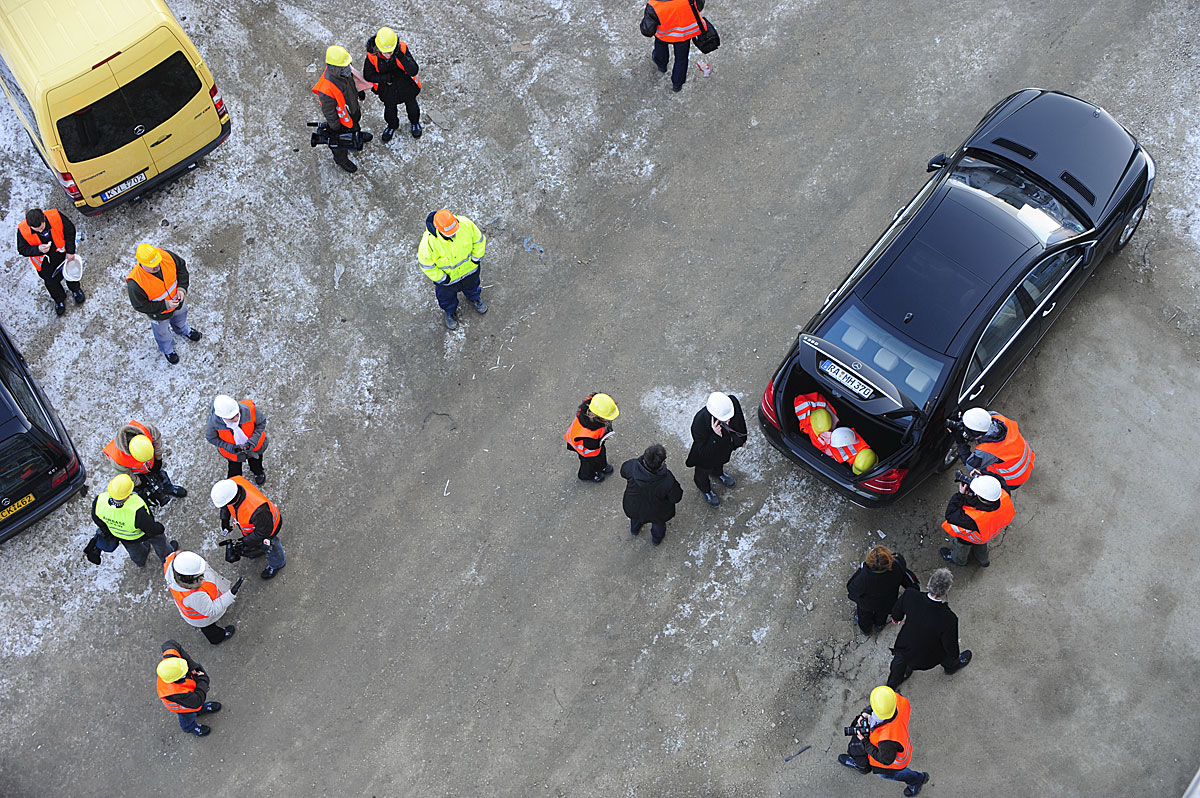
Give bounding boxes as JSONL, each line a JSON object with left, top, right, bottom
{"left": 0, "top": 436, "right": 51, "bottom": 499}
{"left": 56, "top": 51, "right": 201, "bottom": 162}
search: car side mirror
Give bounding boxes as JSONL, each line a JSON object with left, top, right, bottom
{"left": 1080, "top": 241, "right": 1098, "bottom": 267}
{"left": 926, "top": 153, "right": 948, "bottom": 172}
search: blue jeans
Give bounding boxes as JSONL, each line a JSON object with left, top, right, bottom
{"left": 434, "top": 269, "right": 482, "bottom": 315}
{"left": 877, "top": 766, "right": 926, "bottom": 789}
{"left": 265, "top": 537, "right": 286, "bottom": 569}
{"left": 149, "top": 304, "right": 192, "bottom": 354}
{"left": 652, "top": 38, "right": 691, "bottom": 89}
{"left": 176, "top": 702, "right": 217, "bottom": 732}
{"left": 121, "top": 533, "right": 174, "bottom": 567}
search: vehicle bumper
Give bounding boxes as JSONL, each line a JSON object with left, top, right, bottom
{"left": 0, "top": 460, "right": 87, "bottom": 544}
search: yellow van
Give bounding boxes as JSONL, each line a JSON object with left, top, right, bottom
{"left": 0, "top": 0, "right": 230, "bottom": 215}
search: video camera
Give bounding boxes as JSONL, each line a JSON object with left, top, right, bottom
{"left": 308, "top": 122, "right": 366, "bottom": 151}
{"left": 218, "top": 538, "right": 267, "bottom": 563}
{"left": 954, "top": 470, "right": 972, "bottom": 487}
{"left": 844, "top": 714, "right": 870, "bottom": 738}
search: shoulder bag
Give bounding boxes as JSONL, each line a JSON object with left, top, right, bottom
{"left": 688, "top": 0, "right": 720, "bottom": 54}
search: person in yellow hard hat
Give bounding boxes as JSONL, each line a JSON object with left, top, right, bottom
{"left": 363, "top": 26, "right": 423, "bottom": 142}
{"left": 102, "top": 419, "right": 187, "bottom": 507}
{"left": 126, "top": 243, "right": 201, "bottom": 365}
{"left": 418, "top": 208, "right": 488, "bottom": 330}
{"left": 157, "top": 639, "right": 221, "bottom": 737}
{"left": 838, "top": 685, "right": 930, "bottom": 795}
{"left": 564, "top": 393, "right": 618, "bottom": 482}
{"left": 312, "top": 44, "right": 375, "bottom": 172}
{"left": 90, "top": 474, "right": 177, "bottom": 567}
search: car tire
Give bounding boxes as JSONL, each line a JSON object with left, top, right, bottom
{"left": 935, "top": 440, "right": 958, "bottom": 473}
{"left": 1113, "top": 201, "right": 1146, "bottom": 252}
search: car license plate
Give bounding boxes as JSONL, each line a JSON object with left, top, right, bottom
{"left": 100, "top": 171, "right": 147, "bottom": 202}
{"left": 0, "top": 493, "right": 35, "bottom": 521}
{"left": 820, "top": 359, "right": 874, "bottom": 400}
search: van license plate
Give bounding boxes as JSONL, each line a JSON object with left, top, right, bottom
{"left": 0, "top": 493, "right": 35, "bottom": 521}
{"left": 820, "top": 359, "right": 874, "bottom": 400}
{"left": 101, "top": 171, "right": 147, "bottom": 201}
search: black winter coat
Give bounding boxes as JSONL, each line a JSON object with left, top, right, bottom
{"left": 846, "top": 554, "right": 913, "bottom": 612}
{"left": 620, "top": 457, "right": 683, "bottom": 523}
{"left": 686, "top": 395, "right": 747, "bottom": 469}
{"left": 363, "top": 38, "right": 420, "bottom": 105}
{"left": 890, "top": 590, "right": 960, "bottom": 669}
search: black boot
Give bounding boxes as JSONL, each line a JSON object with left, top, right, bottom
{"left": 381, "top": 126, "right": 395, "bottom": 142}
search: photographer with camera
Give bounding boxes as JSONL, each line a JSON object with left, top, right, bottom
{"left": 946, "top": 406, "right": 1035, "bottom": 489}
{"left": 312, "top": 44, "right": 375, "bottom": 173}
{"left": 939, "top": 473, "right": 1015, "bottom": 567}
{"left": 103, "top": 420, "right": 186, "bottom": 507}
{"left": 211, "top": 477, "right": 285, "bottom": 580}
{"left": 837, "top": 686, "right": 929, "bottom": 796}
{"left": 685, "top": 392, "right": 747, "bottom": 508}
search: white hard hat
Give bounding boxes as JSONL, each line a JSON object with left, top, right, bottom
{"left": 962, "top": 407, "right": 993, "bottom": 434}
{"left": 213, "top": 394, "right": 239, "bottom": 419}
{"left": 172, "top": 551, "right": 206, "bottom": 576}
{"left": 706, "top": 392, "right": 734, "bottom": 421}
{"left": 210, "top": 479, "right": 238, "bottom": 507}
{"left": 830, "top": 427, "right": 856, "bottom": 448}
{"left": 63, "top": 255, "right": 83, "bottom": 282}
{"left": 970, "top": 475, "right": 1003, "bottom": 502}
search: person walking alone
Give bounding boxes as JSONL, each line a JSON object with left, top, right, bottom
{"left": 417, "top": 209, "right": 488, "bottom": 330}
{"left": 620, "top": 444, "right": 684, "bottom": 546}
{"left": 16, "top": 207, "right": 83, "bottom": 316}
{"left": 205, "top": 395, "right": 269, "bottom": 484}
{"left": 640, "top": 0, "right": 708, "bottom": 92}
{"left": 126, "top": 243, "right": 202, "bottom": 364}
{"left": 564, "top": 393, "right": 618, "bottom": 482}
{"left": 363, "top": 26, "right": 423, "bottom": 141}
{"left": 156, "top": 640, "right": 222, "bottom": 737}
{"left": 886, "top": 568, "right": 972, "bottom": 690}
{"left": 686, "top": 391, "right": 746, "bottom": 507}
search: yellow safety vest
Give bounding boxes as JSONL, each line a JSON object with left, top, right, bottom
{"left": 417, "top": 216, "right": 486, "bottom": 283}
{"left": 94, "top": 492, "right": 148, "bottom": 540}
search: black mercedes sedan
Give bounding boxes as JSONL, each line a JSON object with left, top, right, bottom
{"left": 758, "top": 88, "right": 1155, "bottom": 506}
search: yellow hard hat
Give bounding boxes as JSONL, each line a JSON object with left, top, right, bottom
{"left": 589, "top": 393, "right": 619, "bottom": 421}
{"left": 809, "top": 408, "right": 833, "bottom": 434}
{"left": 135, "top": 243, "right": 161, "bottom": 267}
{"left": 108, "top": 474, "right": 135, "bottom": 501}
{"left": 870, "top": 685, "right": 897, "bottom": 719}
{"left": 375, "top": 26, "right": 398, "bottom": 54}
{"left": 128, "top": 434, "right": 154, "bottom": 463}
{"left": 325, "top": 45, "right": 353, "bottom": 67}
{"left": 852, "top": 448, "right": 877, "bottom": 475}
{"left": 156, "top": 657, "right": 188, "bottom": 683}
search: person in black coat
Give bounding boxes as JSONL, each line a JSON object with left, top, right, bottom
{"left": 363, "top": 27, "right": 422, "bottom": 141}
{"left": 846, "top": 545, "right": 915, "bottom": 635}
{"left": 686, "top": 391, "right": 747, "bottom": 507}
{"left": 886, "top": 568, "right": 972, "bottom": 689}
{"left": 620, "top": 444, "right": 684, "bottom": 546}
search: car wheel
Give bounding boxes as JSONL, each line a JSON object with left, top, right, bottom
{"left": 1114, "top": 201, "right": 1146, "bottom": 251}
{"left": 936, "top": 441, "right": 958, "bottom": 472}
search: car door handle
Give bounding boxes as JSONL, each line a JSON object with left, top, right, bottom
{"left": 967, "top": 383, "right": 985, "bottom": 400}
{"left": 150, "top": 134, "right": 172, "bottom": 148}
{"left": 1041, "top": 301, "right": 1056, "bottom": 317}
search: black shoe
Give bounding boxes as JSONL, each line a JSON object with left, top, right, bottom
{"left": 837, "top": 754, "right": 870, "bottom": 774}
{"left": 170, "top": 539, "right": 180, "bottom": 552}
{"left": 261, "top": 564, "right": 283, "bottom": 580}
{"left": 939, "top": 547, "right": 954, "bottom": 563}
{"left": 381, "top": 126, "right": 395, "bottom": 142}
{"left": 653, "top": 57, "right": 667, "bottom": 73}
{"left": 471, "top": 298, "right": 488, "bottom": 314}
{"left": 335, "top": 157, "right": 358, "bottom": 173}
{"left": 444, "top": 311, "right": 458, "bottom": 330}
{"left": 253, "top": 472, "right": 266, "bottom": 486}
{"left": 671, "top": 83, "right": 683, "bottom": 93}
{"left": 165, "top": 351, "right": 180, "bottom": 364}
{"left": 651, "top": 535, "right": 664, "bottom": 547}
{"left": 602, "top": 464, "right": 614, "bottom": 475}
{"left": 54, "top": 301, "right": 66, "bottom": 316}
{"left": 191, "top": 724, "right": 212, "bottom": 737}
{"left": 185, "top": 329, "right": 202, "bottom": 342}
{"left": 591, "top": 472, "right": 606, "bottom": 483}
{"left": 904, "top": 772, "right": 929, "bottom": 796}
{"left": 72, "top": 289, "right": 86, "bottom": 304}
{"left": 168, "top": 485, "right": 188, "bottom": 498}
{"left": 201, "top": 701, "right": 221, "bottom": 714}
{"left": 703, "top": 491, "right": 720, "bottom": 507}
{"left": 947, "top": 650, "right": 973, "bottom": 674}
{"left": 717, "top": 472, "right": 736, "bottom": 487}
{"left": 223, "top": 625, "right": 235, "bottom": 640}
{"left": 411, "top": 123, "right": 423, "bottom": 139}
{"left": 361, "top": 131, "right": 373, "bottom": 143}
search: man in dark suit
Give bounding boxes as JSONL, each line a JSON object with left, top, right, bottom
{"left": 886, "top": 568, "right": 972, "bottom": 690}
{"left": 686, "top": 391, "right": 747, "bottom": 507}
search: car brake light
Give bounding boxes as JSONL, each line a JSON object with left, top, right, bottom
{"left": 57, "top": 171, "right": 83, "bottom": 201}
{"left": 860, "top": 468, "right": 908, "bottom": 494}
{"left": 210, "top": 84, "right": 227, "bottom": 118}
{"left": 51, "top": 451, "right": 79, "bottom": 488}
{"left": 760, "top": 378, "right": 780, "bottom": 429}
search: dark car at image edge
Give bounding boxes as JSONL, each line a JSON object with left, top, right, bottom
{"left": 0, "top": 321, "right": 87, "bottom": 542}
{"left": 758, "top": 88, "right": 1155, "bottom": 506}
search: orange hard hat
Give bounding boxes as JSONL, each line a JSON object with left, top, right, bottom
{"left": 433, "top": 209, "right": 459, "bottom": 236}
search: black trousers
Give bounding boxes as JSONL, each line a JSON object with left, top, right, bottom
{"left": 692, "top": 465, "right": 726, "bottom": 493}
{"left": 38, "top": 261, "right": 81, "bottom": 303}
{"left": 854, "top": 604, "right": 891, "bottom": 634}
{"left": 226, "top": 454, "right": 265, "bottom": 479}
{"left": 652, "top": 38, "right": 691, "bottom": 89}
{"left": 576, "top": 447, "right": 608, "bottom": 480}
{"left": 887, "top": 651, "right": 963, "bottom": 689}
{"left": 199, "top": 623, "right": 228, "bottom": 644}
{"left": 383, "top": 97, "right": 421, "bottom": 128}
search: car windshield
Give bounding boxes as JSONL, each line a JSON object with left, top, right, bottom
{"left": 819, "top": 303, "right": 949, "bottom": 409}
{"left": 0, "top": 435, "right": 51, "bottom": 498}
{"left": 948, "top": 155, "right": 1087, "bottom": 246}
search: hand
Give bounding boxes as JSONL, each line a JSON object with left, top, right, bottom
{"left": 711, "top": 417, "right": 723, "bottom": 436}
{"left": 855, "top": 730, "right": 866, "bottom": 741}
{"left": 230, "top": 577, "right": 244, "bottom": 595}
{"left": 219, "top": 528, "right": 230, "bottom": 538}
{"left": 191, "top": 668, "right": 205, "bottom": 677}
{"left": 357, "top": 90, "right": 366, "bottom": 100}
{"left": 957, "top": 482, "right": 968, "bottom": 494}
{"left": 37, "top": 242, "right": 51, "bottom": 253}
{"left": 970, "top": 468, "right": 981, "bottom": 477}
{"left": 176, "top": 288, "right": 186, "bottom": 303}
{"left": 66, "top": 253, "right": 77, "bottom": 261}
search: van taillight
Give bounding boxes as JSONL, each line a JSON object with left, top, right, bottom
{"left": 57, "top": 171, "right": 83, "bottom": 201}
{"left": 860, "top": 468, "right": 908, "bottom": 494}
{"left": 760, "top": 379, "right": 780, "bottom": 429}
{"left": 51, "top": 450, "right": 79, "bottom": 488}
{"left": 210, "top": 84, "right": 227, "bottom": 118}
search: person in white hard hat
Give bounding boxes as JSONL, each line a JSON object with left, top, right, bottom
{"left": 211, "top": 478, "right": 286, "bottom": 580}
{"left": 204, "top": 395, "right": 269, "bottom": 484}
{"left": 939, "top": 474, "right": 1015, "bottom": 567}
{"left": 685, "top": 391, "right": 747, "bottom": 507}
{"left": 163, "top": 549, "right": 242, "bottom": 645}
{"left": 949, "top": 407, "right": 1036, "bottom": 489}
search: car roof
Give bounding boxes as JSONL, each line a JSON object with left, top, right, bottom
{"left": 0, "top": 323, "right": 28, "bottom": 440}
{"left": 859, "top": 182, "right": 1039, "bottom": 353}
{"left": 967, "top": 90, "right": 1136, "bottom": 224}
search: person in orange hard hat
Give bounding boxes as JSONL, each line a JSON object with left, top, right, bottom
{"left": 417, "top": 209, "right": 488, "bottom": 330}
{"left": 126, "top": 243, "right": 201, "bottom": 364}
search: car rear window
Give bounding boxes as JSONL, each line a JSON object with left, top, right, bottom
{"left": 0, "top": 436, "right": 51, "bottom": 499}
{"left": 56, "top": 51, "right": 201, "bottom": 162}
{"left": 949, "top": 155, "right": 1086, "bottom": 245}
{"left": 821, "top": 303, "right": 948, "bottom": 409}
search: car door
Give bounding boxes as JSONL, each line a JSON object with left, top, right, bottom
{"left": 959, "top": 288, "right": 1034, "bottom": 407}
{"left": 1020, "top": 245, "right": 1089, "bottom": 341}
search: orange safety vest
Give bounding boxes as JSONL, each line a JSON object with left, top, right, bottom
{"left": 821, "top": 428, "right": 869, "bottom": 464}
{"left": 868, "top": 694, "right": 913, "bottom": 770}
{"left": 127, "top": 252, "right": 181, "bottom": 314}
{"left": 102, "top": 419, "right": 154, "bottom": 474}
{"left": 648, "top": 0, "right": 707, "bottom": 41}
{"left": 366, "top": 43, "right": 422, "bottom": 89}
{"left": 564, "top": 411, "right": 606, "bottom": 457}
{"left": 216, "top": 399, "right": 266, "bottom": 461}
{"left": 228, "top": 476, "right": 281, "bottom": 537}
{"left": 164, "top": 552, "right": 222, "bottom": 621}
{"left": 156, "top": 647, "right": 197, "bottom": 714}
{"left": 975, "top": 413, "right": 1035, "bottom": 487}
{"left": 17, "top": 209, "right": 66, "bottom": 272}
{"left": 312, "top": 72, "right": 353, "bottom": 128}
{"left": 942, "top": 490, "right": 1015, "bottom": 545}
{"left": 793, "top": 392, "right": 839, "bottom": 448}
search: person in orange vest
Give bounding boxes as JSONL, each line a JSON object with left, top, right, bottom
{"left": 838, "top": 686, "right": 930, "bottom": 796}
{"left": 126, "top": 243, "right": 202, "bottom": 365}
{"left": 640, "top": 0, "right": 708, "bottom": 92}
{"left": 16, "top": 207, "right": 83, "bottom": 316}
{"left": 156, "top": 640, "right": 222, "bottom": 737}
{"left": 939, "top": 473, "right": 1015, "bottom": 567}
{"left": 211, "top": 477, "right": 285, "bottom": 580}
{"left": 102, "top": 420, "right": 186, "bottom": 506}
{"left": 314, "top": 45, "right": 375, "bottom": 173}
{"left": 164, "top": 550, "right": 241, "bottom": 645}
{"left": 363, "top": 27, "right": 422, "bottom": 141}
{"left": 205, "top": 395, "right": 269, "bottom": 483}
{"left": 564, "top": 393, "right": 618, "bottom": 482}
{"left": 950, "top": 407, "right": 1035, "bottom": 489}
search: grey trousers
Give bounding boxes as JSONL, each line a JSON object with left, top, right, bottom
{"left": 950, "top": 535, "right": 990, "bottom": 566}
{"left": 149, "top": 304, "right": 192, "bottom": 354}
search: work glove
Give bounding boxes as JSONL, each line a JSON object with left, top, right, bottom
{"left": 357, "top": 90, "right": 366, "bottom": 100}
{"left": 471, "top": 258, "right": 481, "bottom": 265}
{"left": 230, "top": 577, "right": 245, "bottom": 595}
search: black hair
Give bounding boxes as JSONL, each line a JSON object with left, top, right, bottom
{"left": 25, "top": 209, "right": 45, "bottom": 228}
{"left": 642, "top": 444, "right": 666, "bottom": 471}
